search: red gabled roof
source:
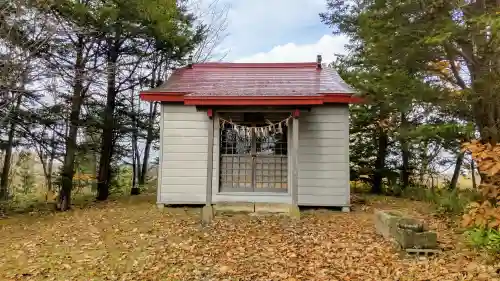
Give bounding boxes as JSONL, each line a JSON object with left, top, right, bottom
{"left": 139, "top": 61, "right": 361, "bottom": 105}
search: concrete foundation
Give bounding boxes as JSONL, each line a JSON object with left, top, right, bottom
{"left": 256, "top": 203, "right": 290, "bottom": 213}
{"left": 213, "top": 202, "right": 299, "bottom": 218}
{"left": 214, "top": 202, "right": 254, "bottom": 212}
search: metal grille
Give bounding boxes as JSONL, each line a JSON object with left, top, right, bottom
{"left": 219, "top": 118, "right": 288, "bottom": 192}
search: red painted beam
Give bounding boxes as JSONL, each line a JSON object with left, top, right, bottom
{"left": 183, "top": 96, "right": 324, "bottom": 106}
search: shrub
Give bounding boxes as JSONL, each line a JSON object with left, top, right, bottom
{"left": 399, "top": 185, "right": 479, "bottom": 215}
{"left": 465, "top": 227, "right": 500, "bottom": 255}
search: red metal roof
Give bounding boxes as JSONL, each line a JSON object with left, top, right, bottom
{"left": 140, "top": 62, "right": 360, "bottom": 105}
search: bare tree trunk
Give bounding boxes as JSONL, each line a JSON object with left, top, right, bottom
{"left": 418, "top": 141, "right": 429, "bottom": 185}
{"left": 97, "top": 37, "right": 119, "bottom": 201}
{"left": 449, "top": 151, "right": 465, "bottom": 190}
{"left": 471, "top": 159, "right": 478, "bottom": 189}
{"left": 139, "top": 101, "right": 158, "bottom": 186}
{"left": 131, "top": 142, "right": 137, "bottom": 194}
{"left": 372, "top": 128, "right": 388, "bottom": 194}
{"left": 59, "top": 36, "right": 86, "bottom": 211}
{"left": 0, "top": 95, "right": 22, "bottom": 200}
{"left": 130, "top": 87, "right": 140, "bottom": 195}
{"left": 400, "top": 112, "right": 411, "bottom": 189}
{"left": 46, "top": 131, "right": 57, "bottom": 192}
{"left": 37, "top": 128, "right": 57, "bottom": 193}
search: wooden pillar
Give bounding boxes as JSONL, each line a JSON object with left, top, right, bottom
{"left": 157, "top": 103, "right": 164, "bottom": 207}
{"left": 291, "top": 109, "right": 300, "bottom": 206}
{"left": 206, "top": 109, "right": 214, "bottom": 206}
{"left": 202, "top": 109, "right": 215, "bottom": 224}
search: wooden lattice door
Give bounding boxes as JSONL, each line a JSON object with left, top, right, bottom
{"left": 219, "top": 114, "right": 288, "bottom": 192}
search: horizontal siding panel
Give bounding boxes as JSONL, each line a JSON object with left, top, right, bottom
{"left": 161, "top": 176, "right": 206, "bottom": 186}
{"left": 163, "top": 144, "right": 208, "bottom": 153}
{"left": 298, "top": 194, "right": 348, "bottom": 206}
{"left": 161, "top": 185, "right": 205, "bottom": 194}
{"left": 163, "top": 137, "right": 207, "bottom": 145}
{"left": 299, "top": 146, "right": 345, "bottom": 155}
{"left": 163, "top": 121, "right": 208, "bottom": 130}
{"left": 159, "top": 192, "right": 205, "bottom": 204}
{"left": 299, "top": 171, "right": 349, "bottom": 180}
{"left": 163, "top": 160, "right": 215, "bottom": 170}
{"left": 307, "top": 106, "right": 348, "bottom": 116}
{"left": 299, "top": 162, "right": 347, "bottom": 171}
{"left": 163, "top": 161, "right": 207, "bottom": 169}
{"left": 164, "top": 112, "right": 207, "bottom": 121}
{"left": 299, "top": 130, "right": 345, "bottom": 139}
{"left": 298, "top": 154, "right": 345, "bottom": 163}
{"left": 163, "top": 153, "right": 207, "bottom": 161}
{"left": 302, "top": 114, "right": 347, "bottom": 123}
{"left": 164, "top": 105, "right": 199, "bottom": 114}
{"left": 300, "top": 122, "right": 347, "bottom": 131}
{"left": 299, "top": 138, "right": 345, "bottom": 147}
{"left": 297, "top": 105, "right": 349, "bottom": 206}
{"left": 299, "top": 170, "right": 348, "bottom": 180}
{"left": 163, "top": 169, "right": 206, "bottom": 178}
{"left": 298, "top": 178, "right": 348, "bottom": 188}
{"left": 164, "top": 129, "right": 208, "bottom": 137}
{"left": 298, "top": 186, "right": 347, "bottom": 196}
{"left": 160, "top": 104, "right": 208, "bottom": 205}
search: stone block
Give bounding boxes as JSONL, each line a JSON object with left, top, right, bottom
{"left": 374, "top": 209, "right": 404, "bottom": 239}
{"left": 374, "top": 209, "right": 437, "bottom": 249}
{"left": 288, "top": 205, "right": 301, "bottom": 219}
{"left": 201, "top": 205, "right": 214, "bottom": 224}
{"left": 393, "top": 227, "right": 437, "bottom": 249}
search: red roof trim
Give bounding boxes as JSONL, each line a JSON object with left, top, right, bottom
{"left": 324, "top": 94, "right": 363, "bottom": 104}
{"left": 139, "top": 92, "right": 363, "bottom": 105}
{"left": 139, "top": 92, "right": 184, "bottom": 102}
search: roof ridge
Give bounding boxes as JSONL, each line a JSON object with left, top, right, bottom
{"left": 192, "top": 62, "right": 318, "bottom": 69}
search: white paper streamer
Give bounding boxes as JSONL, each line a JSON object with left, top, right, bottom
{"left": 220, "top": 115, "right": 292, "bottom": 138}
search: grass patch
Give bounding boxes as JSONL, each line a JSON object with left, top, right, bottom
{"left": 0, "top": 190, "right": 156, "bottom": 218}
{"left": 465, "top": 228, "right": 500, "bottom": 256}
{"left": 392, "top": 185, "right": 482, "bottom": 216}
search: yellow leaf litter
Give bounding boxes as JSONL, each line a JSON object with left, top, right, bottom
{"left": 0, "top": 195, "right": 498, "bottom": 281}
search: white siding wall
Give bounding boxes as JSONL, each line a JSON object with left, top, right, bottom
{"left": 158, "top": 104, "right": 215, "bottom": 204}
{"left": 298, "top": 105, "right": 350, "bottom": 206}
{"left": 158, "top": 104, "right": 349, "bottom": 207}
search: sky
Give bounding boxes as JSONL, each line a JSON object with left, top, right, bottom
{"left": 199, "top": 0, "right": 350, "bottom": 63}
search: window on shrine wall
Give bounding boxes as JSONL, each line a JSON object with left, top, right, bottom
{"left": 219, "top": 122, "right": 288, "bottom": 156}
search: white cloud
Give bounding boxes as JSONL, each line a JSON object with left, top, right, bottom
{"left": 234, "top": 34, "right": 349, "bottom": 63}
{"left": 202, "top": 0, "right": 332, "bottom": 59}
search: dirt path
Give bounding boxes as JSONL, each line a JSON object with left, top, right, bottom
{"left": 0, "top": 195, "right": 498, "bottom": 280}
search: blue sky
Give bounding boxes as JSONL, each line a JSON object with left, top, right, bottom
{"left": 198, "top": 0, "right": 349, "bottom": 63}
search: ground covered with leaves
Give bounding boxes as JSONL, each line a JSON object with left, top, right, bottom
{"left": 0, "top": 195, "right": 499, "bottom": 281}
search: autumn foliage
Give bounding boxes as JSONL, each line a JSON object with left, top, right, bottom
{"left": 462, "top": 140, "right": 500, "bottom": 230}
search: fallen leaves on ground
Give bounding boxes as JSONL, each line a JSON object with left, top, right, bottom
{"left": 0, "top": 195, "right": 498, "bottom": 281}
